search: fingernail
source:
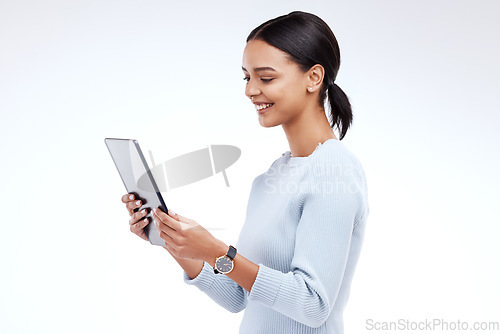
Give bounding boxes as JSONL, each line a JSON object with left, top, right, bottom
{"left": 169, "top": 209, "right": 176, "bottom": 216}
{"left": 153, "top": 208, "right": 157, "bottom": 213}
{"left": 141, "top": 209, "right": 146, "bottom": 214}
{"left": 144, "top": 218, "right": 148, "bottom": 223}
{"left": 136, "top": 200, "right": 141, "bottom": 206}
{"left": 129, "top": 195, "right": 134, "bottom": 200}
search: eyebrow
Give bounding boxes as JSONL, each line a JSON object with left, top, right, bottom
{"left": 241, "top": 66, "right": 277, "bottom": 73}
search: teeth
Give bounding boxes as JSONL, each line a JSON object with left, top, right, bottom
{"left": 256, "top": 103, "right": 273, "bottom": 111}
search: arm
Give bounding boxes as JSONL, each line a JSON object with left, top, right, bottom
{"left": 192, "top": 169, "right": 365, "bottom": 327}
{"left": 205, "top": 241, "right": 259, "bottom": 293}
{"left": 182, "top": 263, "right": 249, "bottom": 313}
{"left": 165, "top": 244, "right": 250, "bottom": 313}
{"left": 169, "top": 238, "right": 259, "bottom": 291}
{"left": 245, "top": 186, "right": 361, "bottom": 328}
{"left": 153, "top": 166, "right": 365, "bottom": 324}
{"left": 182, "top": 241, "right": 251, "bottom": 313}
{"left": 163, "top": 245, "right": 204, "bottom": 279}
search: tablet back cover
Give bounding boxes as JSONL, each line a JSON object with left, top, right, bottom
{"left": 105, "top": 138, "right": 167, "bottom": 247}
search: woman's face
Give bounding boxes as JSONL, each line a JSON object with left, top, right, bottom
{"left": 242, "top": 39, "right": 311, "bottom": 127}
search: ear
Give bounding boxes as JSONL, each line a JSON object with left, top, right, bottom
{"left": 306, "top": 64, "right": 325, "bottom": 93}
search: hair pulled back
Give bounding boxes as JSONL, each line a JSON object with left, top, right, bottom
{"left": 247, "top": 11, "right": 353, "bottom": 140}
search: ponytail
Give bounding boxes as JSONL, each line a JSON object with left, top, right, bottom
{"left": 326, "top": 83, "right": 352, "bottom": 140}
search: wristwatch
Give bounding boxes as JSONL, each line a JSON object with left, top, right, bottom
{"left": 214, "top": 245, "right": 237, "bottom": 274}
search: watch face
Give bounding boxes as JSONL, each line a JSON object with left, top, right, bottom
{"left": 215, "top": 256, "right": 233, "bottom": 274}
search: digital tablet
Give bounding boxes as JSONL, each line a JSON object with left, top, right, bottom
{"left": 105, "top": 138, "right": 167, "bottom": 247}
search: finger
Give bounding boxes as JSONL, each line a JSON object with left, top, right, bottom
{"left": 129, "top": 208, "right": 149, "bottom": 225}
{"left": 130, "top": 216, "right": 150, "bottom": 234}
{"left": 154, "top": 214, "right": 177, "bottom": 239}
{"left": 129, "top": 209, "right": 146, "bottom": 225}
{"left": 153, "top": 208, "right": 181, "bottom": 231}
{"left": 168, "top": 209, "right": 177, "bottom": 218}
{"left": 121, "top": 193, "right": 135, "bottom": 203}
{"left": 166, "top": 210, "right": 195, "bottom": 231}
{"left": 158, "top": 229, "right": 176, "bottom": 246}
{"left": 167, "top": 211, "right": 193, "bottom": 230}
{"left": 126, "top": 199, "right": 143, "bottom": 216}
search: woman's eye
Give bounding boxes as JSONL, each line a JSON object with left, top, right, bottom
{"left": 242, "top": 77, "right": 273, "bottom": 82}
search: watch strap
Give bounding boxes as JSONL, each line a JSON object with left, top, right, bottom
{"left": 227, "top": 245, "right": 237, "bottom": 260}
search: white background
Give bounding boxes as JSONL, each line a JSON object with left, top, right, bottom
{"left": 1, "top": 0, "right": 499, "bottom": 333}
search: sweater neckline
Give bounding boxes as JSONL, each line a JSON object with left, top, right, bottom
{"left": 283, "top": 138, "right": 339, "bottom": 166}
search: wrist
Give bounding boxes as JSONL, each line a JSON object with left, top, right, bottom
{"left": 206, "top": 239, "right": 228, "bottom": 267}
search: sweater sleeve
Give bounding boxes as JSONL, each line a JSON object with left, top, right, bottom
{"left": 246, "top": 162, "right": 364, "bottom": 328}
{"left": 183, "top": 260, "right": 248, "bottom": 313}
{"left": 181, "top": 176, "right": 270, "bottom": 314}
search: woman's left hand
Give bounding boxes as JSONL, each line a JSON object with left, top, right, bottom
{"left": 152, "top": 207, "right": 222, "bottom": 262}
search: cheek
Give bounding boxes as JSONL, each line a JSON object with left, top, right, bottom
{"left": 268, "top": 80, "right": 304, "bottom": 104}
{"left": 274, "top": 83, "right": 306, "bottom": 111}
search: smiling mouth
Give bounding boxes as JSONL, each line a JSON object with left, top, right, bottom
{"left": 255, "top": 103, "right": 274, "bottom": 112}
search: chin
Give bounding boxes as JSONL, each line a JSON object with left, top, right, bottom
{"left": 259, "top": 118, "right": 281, "bottom": 128}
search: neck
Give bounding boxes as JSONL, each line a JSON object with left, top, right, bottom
{"left": 282, "top": 107, "right": 337, "bottom": 158}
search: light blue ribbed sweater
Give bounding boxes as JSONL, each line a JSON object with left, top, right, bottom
{"left": 183, "top": 138, "right": 369, "bottom": 333}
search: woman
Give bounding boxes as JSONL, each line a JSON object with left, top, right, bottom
{"left": 122, "top": 11, "right": 369, "bottom": 334}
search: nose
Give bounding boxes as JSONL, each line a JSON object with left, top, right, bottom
{"left": 245, "top": 79, "right": 261, "bottom": 100}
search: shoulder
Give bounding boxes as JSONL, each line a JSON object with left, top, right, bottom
{"left": 251, "top": 153, "right": 286, "bottom": 184}
{"left": 299, "top": 141, "right": 369, "bottom": 221}
{"left": 305, "top": 140, "right": 366, "bottom": 183}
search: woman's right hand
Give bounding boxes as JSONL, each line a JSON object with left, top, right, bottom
{"left": 121, "top": 193, "right": 204, "bottom": 278}
{"left": 121, "top": 193, "right": 149, "bottom": 241}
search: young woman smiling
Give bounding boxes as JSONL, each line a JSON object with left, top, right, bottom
{"left": 122, "top": 11, "right": 369, "bottom": 334}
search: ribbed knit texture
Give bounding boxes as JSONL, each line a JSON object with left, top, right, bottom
{"left": 183, "top": 139, "right": 369, "bottom": 333}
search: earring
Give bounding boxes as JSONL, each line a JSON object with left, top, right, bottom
{"left": 250, "top": 96, "right": 254, "bottom": 101}
{"left": 308, "top": 87, "right": 313, "bottom": 92}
